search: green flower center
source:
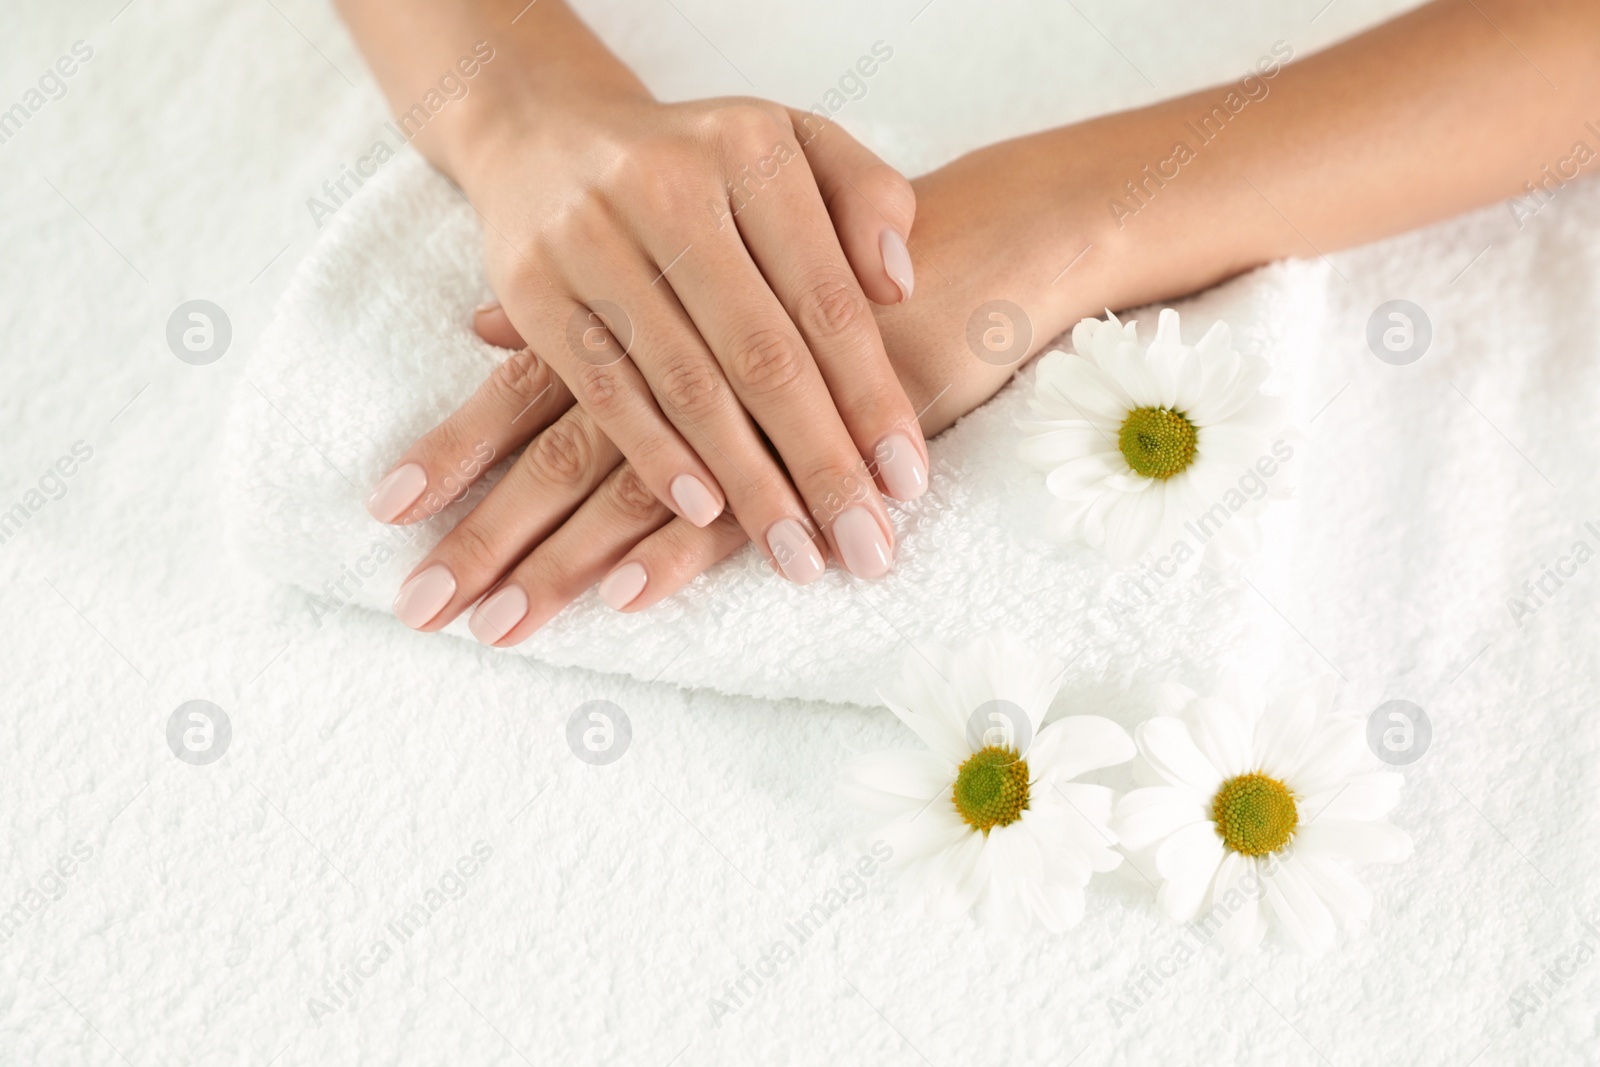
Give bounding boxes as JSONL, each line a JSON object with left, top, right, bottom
{"left": 952, "top": 746, "right": 1030, "bottom": 833}
{"left": 1118, "top": 407, "right": 1198, "bottom": 480}
{"left": 1211, "top": 773, "right": 1298, "bottom": 856}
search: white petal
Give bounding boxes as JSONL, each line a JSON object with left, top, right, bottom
{"left": 1136, "top": 717, "right": 1225, "bottom": 795}
{"left": 1294, "top": 852, "right": 1373, "bottom": 925}
{"left": 1036, "top": 352, "right": 1132, "bottom": 424}
{"left": 877, "top": 802, "right": 968, "bottom": 865}
{"left": 1286, "top": 719, "right": 1366, "bottom": 796}
{"left": 1155, "top": 821, "right": 1225, "bottom": 921}
{"left": 1044, "top": 451, "right": 1128, "bottom": 501}
{"left": 1113, "top": 786, "right": 1208, "bottom": 852}
{"left": 1294, "top": 820, "right": 1414, "bottom": 865}
{"left": 1212, "top": 851, "right": 1268, "bottom": 953}
{"left": 1250, "top": 685, "right": 1319, "bottom": 774}
{"left": 1301, "top": 773, "right": 1404, "bottom": 823}
{"left": 1017, "top": 424, "right": 1112, "bottom": 468}
{"left": 1185, "top": 697, "right": 1253, "bottom": 779}
{"left": 1263, "top": 854, "right": 1337, "bottom": 954}
{"left": 1028, "top": 715, "right": 1135, "bottom": 781}
{"left": 881, "top": 695, "right": 968, "bottom": 765}
{"left": 920, "top": 827, "right": 988, "bottom": 918}
{"left": 1099, "top": 487, "right": 1168, "bottom": 565}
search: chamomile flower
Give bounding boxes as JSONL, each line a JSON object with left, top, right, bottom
{"left": 1113, "top": 679, "right": 1412, "bottom": 953}
{"left": 838, "top": 634, "right": 1134, "bottom": 932}
{"left": 1019, "top": 309, "right": 1295, "bottom": 566}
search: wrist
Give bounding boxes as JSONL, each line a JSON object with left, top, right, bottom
{"left": 417, "top": 13, "right": 653, "bottom": 185}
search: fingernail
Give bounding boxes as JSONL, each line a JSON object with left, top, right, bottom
{"left": 367, "top": 462, "right": 427, "bottom": 523}
{"left": 834, "top": 507, "right": 892, "bottom": 579}
{"left": 766, "top": 519, "right": 826, "bottom": 585}
{"left": 474, "top": 301, "right": 500, "bottom": 315}
{"left": 880, "top": 228, "right": 914, "bottom": 303}
{"left": 670, "top": 473, "right": 722, "bottom": 527}
{"left": 599, "top": 561, "right": 648, "bottom": 610}
{"left": 393, "top": 563, "right": 456, "bottom": 629}
{"left": 874, "top": 432, "right": 928, "bottom": 501}
{"left": 469, "top": 584, "right": 527, "bottom": 645}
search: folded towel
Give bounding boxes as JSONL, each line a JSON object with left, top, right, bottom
{"left": 224, "top": 150, "right": 1330, "bottom": 707}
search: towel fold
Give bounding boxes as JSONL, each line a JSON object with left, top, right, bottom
{"left": 224, "top": 150, "right": 1331, "bottom": 707}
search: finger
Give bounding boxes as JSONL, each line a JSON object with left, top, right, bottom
{"left": 559, "top": 253, "right": 830, "bottom": 586}
{"left": 785, "top": 106, "right": 917, "bottom": 306}
{"left": 391, "top": 405, "right": 622, "bottom": 631}
{"left": 366, "top": 346, "right": 574, "bottom": 524}
{"left": 473, "top": 302, "right": 525, "bottom": 349}
{"left": 469, "top": 463, "right": 680, "bottom": 645}
{"left": 731, "top": 144, "right": 930, "bottom": 506}
{"left": 500, "top": 269, "right": 730, "bottom": 530}
{"left": 597, "top": 511, "right": 748, "bottom": 613}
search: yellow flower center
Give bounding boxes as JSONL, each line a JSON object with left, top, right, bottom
{"left": 952, "top": 746, "right": 1030, "bottom": 833}
{"left": 1211, "top": 772, "right": 1298, "bottom": 856}
{"left": 1118, "top": 406, "right": 1198, "bottom": 480}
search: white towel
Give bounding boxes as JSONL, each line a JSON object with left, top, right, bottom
{"left": 224, "top": 150, "right": 1331, "bottom": 707}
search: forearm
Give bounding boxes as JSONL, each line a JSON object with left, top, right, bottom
{"left": 331, "top": 0, "right": 647, "bottom": 179}
{"left": 1125, "top": 0, "right": 1600, "bottom": 281}
{"left": 894, "top": 0, "right": 1600, "bottom": 430}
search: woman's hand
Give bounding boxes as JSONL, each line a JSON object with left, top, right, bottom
{"left": 388, "top": 123, "right": 1135, "bottom": 640}
{"left": 346, "top": 0, "right": 930, "bottom": 591}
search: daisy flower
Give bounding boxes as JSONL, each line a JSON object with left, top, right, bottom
{"left": 838, "top": 634, "right": 1135, "bottom": 932}
{"left": 1018, "top": 309, "right": 1295, "bottom": 567}
{"left": 1112, "top": 679, "right": 1412, "bottom": 953}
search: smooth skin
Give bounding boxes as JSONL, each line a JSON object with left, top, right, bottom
{"left": 348, "top": 0, "right": 1600, "bottom": 642}
{"left": 338, "top": 0, "right": 929, "bottom": 612}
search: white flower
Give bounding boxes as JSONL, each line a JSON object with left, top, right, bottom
{"left": 1019, "top": 309, "right": 1295, "bottom": 567}
{"left": 1113, "top": 679, "right": 1412, "bottom": 954}
{"left": 838, "top": 634, "right": 1134, "bottom": 932}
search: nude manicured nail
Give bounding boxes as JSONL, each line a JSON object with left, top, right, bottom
{"left": 834, "top": 507, "right": 892, "bottom": 579}
{"left": 599, "top": 562, "right": 648, "bottom": 610}
{"left": 880, "top": 228, "right": 914, "bottom": 303}
{"left": 670, "top": 474, "right": 722, "bottom": 527}
{"left": 394, "top": 563, "right": 456, "bottom": 629}
{"left": 366, "top": 462, "right": 427, "bottom": 523}
{"left": 875, "top": 432, "right": 928, "bottom": 501}
{"left": 766, "top": 519, "right": 826, "bottom": 585}
{"left": 470, "top": 584, "right": 527, "bottom": 645}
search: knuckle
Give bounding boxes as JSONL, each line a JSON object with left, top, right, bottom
{"left": 531, "top": 417, "right": 594, "bottom": 489}
{"left": 727, "top": 327, "right": 807, "bottom": 396}
{"left": 858, "top": 161, "right": 916, "bottom": 222}
{"left": 797, "top": 269, "right": 869, "bottom": 338}
{"left": 658, "top": 358, "right": 725, "bottom": 419}
{"left": 715, "top": 103, "right": 783, "bottom": 156}
{"left": 574, "top": 363, "right": 626, "bottom": 418}
{"left": 608, "top": 467, "right": 664, "bottom": 523}
{"left": 488, "top": 348, "right": 550, "bottom": 409}
{"left": 444, "top": 520, "right": 501, "bottom": 574}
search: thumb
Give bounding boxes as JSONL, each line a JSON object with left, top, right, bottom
{"left": 787, "top": 107, "right": 917, "bottom": 306}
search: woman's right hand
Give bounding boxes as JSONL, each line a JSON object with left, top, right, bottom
{"left": 387, "top": 122, "right": 1132, "bottom": 641}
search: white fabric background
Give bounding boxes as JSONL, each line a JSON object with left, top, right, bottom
{"left": 3, "top": 1, "right": 1597, "bottom": 1065}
